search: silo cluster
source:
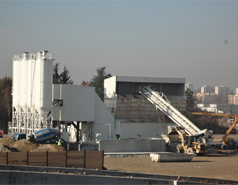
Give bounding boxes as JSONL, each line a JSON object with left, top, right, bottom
{"left": 11, "top": 51, "right": 54, "bottom": 135}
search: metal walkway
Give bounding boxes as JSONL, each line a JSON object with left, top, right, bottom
{"left": 139, "top": 86, "right": 205, "bottom": 136}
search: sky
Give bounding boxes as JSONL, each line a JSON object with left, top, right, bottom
{"left": 0, "top": 0, "right": 237, "bottom": 91}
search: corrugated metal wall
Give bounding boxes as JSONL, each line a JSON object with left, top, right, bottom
{"left": 104, "top": 95, "right": 186, "bottom": 119}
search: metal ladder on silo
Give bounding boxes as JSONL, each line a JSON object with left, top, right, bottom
{"left": 139, "top": 86, "right": 208, "bottom": 136}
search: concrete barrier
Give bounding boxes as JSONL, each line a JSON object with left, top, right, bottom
{"left": 80, "top": 142, "right": 98, "bottom": 151}
{"left": 0, "top": 170, "right": 210, "bottom": 185}
{"left": 99, "top": 138, "right": 165, "bottom": 152}
{"left": 0, "top": 165, "right": 237, "bottom": 184}
{"left": 67, "top": 142, "right": 99, "bottom": 151}
{"left": 150, "top": 153, "right": 195, "bottom": 162}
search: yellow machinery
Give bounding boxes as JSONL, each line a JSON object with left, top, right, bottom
{"left": 162, "top": 126, "right": 208, "bottom": 155}
{"left": 174, "top": 127, "right": 207, "bottom": 155}
{"left": 192, "top": 112, "right": 238, "bottom": 150}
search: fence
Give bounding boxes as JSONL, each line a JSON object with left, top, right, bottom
{"left": 0, "top": 151, "right": 104, "bottom": 170}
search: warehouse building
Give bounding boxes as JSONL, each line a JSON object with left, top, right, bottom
{"left": 104, "top": 76, "right": 186, "bottom": 139}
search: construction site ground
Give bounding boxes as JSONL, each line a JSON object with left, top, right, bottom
{"left": 1, "top": 134, "right": 238, "bottom": 182}
{"left": 104, "top": 134, "right": 238, "bottom": 182}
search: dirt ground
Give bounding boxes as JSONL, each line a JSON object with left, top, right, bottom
{"left": 104, "top": 154, "right": 238, "bottom": 181}
{"left": 104, "top": 134, "right": 238, "bottom": 182}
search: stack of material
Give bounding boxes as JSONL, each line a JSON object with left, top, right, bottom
{"left": 12, "top": 139, "right": 38, "bottom": 152}
{"left": 0, "top": 144, "right": 11, "bottom": 152}
{"left": 0, "top": 138, "right": 65, "bottom": 152}
{"left": 0, "top": 138, "right": 15, "bottom": 148}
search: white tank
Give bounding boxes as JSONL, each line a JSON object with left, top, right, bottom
{"left": 27, "top": 56, "right": 36, "bottom": 108}
{"left": 12, "top": 59, "right": 21, "bottom": 108}
{"left": 20, "top": 52, "right": 29, "bottom": 112}
{"left": 35, "top": 51, "right": 53, "bottom": 115}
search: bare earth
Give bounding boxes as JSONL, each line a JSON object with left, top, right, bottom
{"left": 104, "top": 154, "right": 238, "bottom": 181}
{"left": 105, "top": 135, "right": 238, "bottom": 181}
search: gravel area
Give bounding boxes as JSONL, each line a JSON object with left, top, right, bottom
{"left": 104, "top": 153, "right": 238, "bottom": 182}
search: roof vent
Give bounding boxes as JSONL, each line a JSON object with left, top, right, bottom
{"left": 22, "top": 52, "right": 29, "bottom": 59}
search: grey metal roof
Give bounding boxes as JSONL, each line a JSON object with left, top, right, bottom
{"left": 111, "top": 76, "right": 185, "bottom": 84}
{"left": 116, "top": 119, "right": 162, "bottom": 123}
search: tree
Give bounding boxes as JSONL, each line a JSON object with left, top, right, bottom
{"left": 52, "top": 63, "right": 73, "bottom": 84}
{"left": 53, "top": 62, "right": 61, "bottom": 84}
{"left": 0, "top": 77, "right": 12, "bottom": 133}
{"left": 60, "top": 66, "right": 73, "bottom": 84}
{"left": 185, "top": 88, "right": 197, "bottom": 112}
{"left": 184, "top": 89, "right": 224, "bottom": 133}
{"left": 90, "top": 67, "right": 111, "bottom": 101}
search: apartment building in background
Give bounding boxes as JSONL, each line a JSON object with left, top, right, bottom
{"left": 229, "top": 87, "right": 238, "bottom": 105}
{"left": 215, "top": 85, "right": 230, "bottom": 95}
{"left": 201, "top": 85, "right": 215, "bottom": 94}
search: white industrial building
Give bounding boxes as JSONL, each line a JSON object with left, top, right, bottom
{"left": 10, "top": 51, "right": 115, "bottom": 142}
{"left": 52, "top": 84, "right": 115, "bottom": 142}
{"left": 104, "top": 76, "right": 186, "bottom": 139}
{"left": 10, "top": 51, "right": 189, "bottom": 145}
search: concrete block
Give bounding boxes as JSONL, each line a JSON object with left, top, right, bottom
{"left": 67, "top": 143, "right": 80, "bottom": 151}
{"left": 150, "top": 153, "right": 195, "bottom": 162}
{"left": 99, "top": 138, "right": 165, "bottom": 152}
{"left": 68, "top": 143, "right": 99, "bottom": 151}
{"left": 80, "top": 142, "right": 98, "bottom": 151}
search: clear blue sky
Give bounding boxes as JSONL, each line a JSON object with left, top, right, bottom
{"left": 0, "top": 0, "right": 237, "bottom": 91}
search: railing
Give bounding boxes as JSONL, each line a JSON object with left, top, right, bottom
{"left": 140, "top": 86, "right": 202, "bottom": 136}
{"left": 13, "top": 53, "right": 52, "bottom": 61}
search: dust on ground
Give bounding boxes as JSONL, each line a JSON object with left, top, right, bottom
{"left": 0, "top": 138, "right": 65, "bottom": 152}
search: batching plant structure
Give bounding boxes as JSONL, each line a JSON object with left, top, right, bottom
{"left": 11, "top": 50, "right": 54, "bottom": 136}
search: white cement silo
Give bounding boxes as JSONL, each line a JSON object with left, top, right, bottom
{"left": 11, "top": 50, "right": 54, "bottom": 134}
{"left": 12, "top": 58, "right": 21, "bottom": 108}
{"left": 27, "top": 56, "right": 36, "bottom": 108}
{"left": 20, "top": 52, "right": 29, "bottom": 112}
{"left": 35, "top": 51, "right": 53, "bottom": 116}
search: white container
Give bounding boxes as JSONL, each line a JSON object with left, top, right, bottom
{"left": 35, "top": 51, "right": 53, "bottom": 115}
{"left": 27, "top": 57, "right": 36, "bottom": 108}
{"left": 20, "top": 54, "right": 29, "bottom": 111}
{"left": 12, "top": 59, "right": 21, "bottom": 107}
